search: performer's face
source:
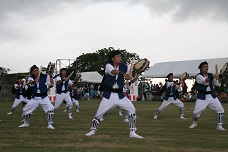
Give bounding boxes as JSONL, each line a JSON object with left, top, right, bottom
{"left": 112, "top": 54, "right": 122, "bottom": 64}
{"left": 17, "top": 79, "right": 22, "bottom": 84}
{"left": 61, "top": 70, "right": 66, "bottom": 76}
{"left": 201, "top": 64, "right": 208, "bottom": 73}
{"left": 168, "top": 76, "right": 173, "bottom": 81}
{"left": 32, "top": 68, "right": 39, "bottom": 77}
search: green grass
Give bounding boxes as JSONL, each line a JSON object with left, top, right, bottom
{"left": 0, "top": 99, "right": 228, "bottom": 152}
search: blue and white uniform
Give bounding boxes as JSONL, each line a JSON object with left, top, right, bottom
{"left": 154, "top": 81, "right": 185, "bottom": 119}
{"left": 54, "top": 75, "right": 73, "bottom": 119}
{"left": 18, "top": 73, "right": 55, "bottom": 129}
{"left": 189, "top": 72, "right": 225, "bottom": 130}
{"left": 70, "top": 86, "right": 80, "bottom": 112}
{"left": 7, "top": 82, "right": 28, "bottom": 114}
{"left": 85, "top": 62, "right": 143, "bottom": 138}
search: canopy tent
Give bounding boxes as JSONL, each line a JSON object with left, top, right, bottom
{"left": 142, "top": 57, "right": 228, "bottom": 78}
{"left": 80, "top": 71, "right": 103, "bottom": 83}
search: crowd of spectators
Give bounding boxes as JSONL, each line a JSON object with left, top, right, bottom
{"left": 77, "top": 83, "right": 102, "bottom": 100}
{"left": 138, "top": 81, "right": 197, "bottom": 102}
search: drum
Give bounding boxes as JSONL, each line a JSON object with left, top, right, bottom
{"left": 130, "top": 72, "right": 139, "bottom": 83}
{"left": 46, "top": 62, "right": 55, "bottom": 76}
{"left": 179, "top": 72, "right": 189, "bottom": 81}
{"left": 221, "top": 62, "right": 228, "bottom": 76}
{"left": 133, "top": 58, "right": 150, "bottom": 73}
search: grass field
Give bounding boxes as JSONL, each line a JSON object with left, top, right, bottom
{"left": 0, "top": 99, "right": 228, "bottom": 152}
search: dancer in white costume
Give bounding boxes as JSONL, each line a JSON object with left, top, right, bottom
{"left": 7, "top": 76, "right": 28, "bottom": 115}
{"left": 189, "top": 61, "right": 226, "bottom": 131}
{"left": 18, "top": 65, "right": 55, "bottom": 129}
{"left": 85, "top": 50, "right": 143, "bottom": 139}
{"left": 154, "top": 73, "right": 186, "bottom": 120}
{"left": 54, "top": 68, "right": 74, "bottom": 119}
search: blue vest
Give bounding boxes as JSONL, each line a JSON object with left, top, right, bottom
{"left": 15, "top": 82, "right": 26, "bottom": 99}
{"left": 195, "top": 72, "right": 216, "bottom": 100}
{"left": 56, "top": 75, "right": 69, "bottom": 94}
{"left": 69, "top": 87, "right": 78, "bottom": 100}
{"left": 103, "top": 62, "right": 128, "bottom": 99}
{"left": 164, "top": 82, "right": 177, "bottom": 100}
{"left": 30, "top": 73, "right": 48, "bottom": 98}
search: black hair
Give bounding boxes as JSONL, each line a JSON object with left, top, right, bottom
{"left": 166, "top": 73, "right": 173, "bottom": 78}
{"left": 108, "top": 50, "right": 122, "bottom": 61}
{"left": 30, "top": 65, "right": 38, "bottom": 74}
{"left": 198, "top": 61, "right": 208, "bottom": 69}
{"left": 17, "top": 76, "right": 23, "bottom": 80}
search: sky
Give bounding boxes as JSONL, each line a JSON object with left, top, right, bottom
{"left": 0, "top": 0, "right": 228, "bottom": 74}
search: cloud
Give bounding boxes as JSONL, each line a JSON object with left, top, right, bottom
{"left": 128, "top": 0, "right": 228, "bottom": 22}
{"left": 1, "top": 0, "right": 228, "bottom": 22}
{"left": 0, "top": 0, "right": 228, "bottom": 73}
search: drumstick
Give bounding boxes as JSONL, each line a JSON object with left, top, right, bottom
{"left": 67, "top": 71, "right": 74, "bottom": 79}
{"left": 37, "top": 66, "right": 42, "bottom": 80}
{"left": 215, "top": 64, "right": 218, "bottom": 80}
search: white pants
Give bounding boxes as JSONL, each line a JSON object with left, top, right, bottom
{"left": 193, "top": 95, "right": 224, "bottom": 117}
{"left": 54, "top": 92, "right": 72, "bottom": 109}
{"left": 12, "top": 95, "right": 28, "bottom": 108}
{"left": 23, "top": 97, "right": 54, "bottom": 115}
{"left": 95, "top": 93, "right": 136, "bottom": 119}
{"left": 158, "top": 97, "right": 184, "bottom": 111}
{"left": 72, "top": 99, "right": 79, "bottom": 106}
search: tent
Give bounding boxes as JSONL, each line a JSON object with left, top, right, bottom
{"left": 142, "top": 57, "right": 228, "bottom": 78}
{"left": 80, "top": 71, "right": 103, "bottom": 83}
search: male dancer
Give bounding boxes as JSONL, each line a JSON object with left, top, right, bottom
{"left": 7, "top": 76, "right": 28, "bottom": 115}
{"left": 85, "top": 50, "right": 143, "bottom": 139}
{"left": 54, "top": 68, "right": 73, "bottom": 119}
{"left": 154, "top": 73, "right": 186, "bottom": 120}
{"left": 64, "top": 82, "right": 80, "bottom": 112}
{"left": 189, "top": 61, "right": 226, "bottom": 131}
{"left": 18, "top": 65, "right": 55, "bottom": 129}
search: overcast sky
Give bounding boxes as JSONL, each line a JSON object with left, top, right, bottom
{"left": 0, "top": 0, "right": 228, "bottom": 73}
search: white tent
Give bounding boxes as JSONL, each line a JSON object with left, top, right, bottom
{"left": 142, "top": 57, "right": 228, "bottom": 78}
{"left": 80, "top": 71, "right": 103, "bottom": 83}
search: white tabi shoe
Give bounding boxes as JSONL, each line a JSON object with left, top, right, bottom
{"left": 179, "top": 116, "right": 187, "bottom": 120}
{"left": 47, "top": 124, "right": 55, "bottom": 129}
{"left": 129, "top": 131, "right": 143, "bottom": 139}
{"left": 217, "top": 125, "right": 227, "bottom": 131}
{"left": 68, "top": 114, "right": 73, "bottom": 119}
{"left": 7, "top": 112, "right": 12, "bottom": 115}
{"left": 189, "top": 122, "right": 197, "bottom": 129}
{"left": 124, "top": 118, "right": 129, "bottom": 123}
{"left": 153, "top": 116, "right": 158, "bottom": 120}
{"left": 18, "top": 123, "right": 29, "bottom": 128}
{"left": 76, "top": 110, "right": 80, "bottom": 112}
{"left": 63, "top": 110, "right": 67, "bottom": 112}
{"left": 85, "top": 130, "right": 96, "bottom": 137}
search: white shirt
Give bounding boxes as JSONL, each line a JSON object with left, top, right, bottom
{"left": 55, "top": 76, "right": 73, "bottom": 91}
{"left": 166, "top": 81, "right": 181, "bottom": 95}
{"left": 105, "top": 63, "right": 130, "bottom": 89}
{"left": 28, "top": 75, "right": 50, "bottom": 93}
{"left": 14, "top": 83, "right": 23, "bottom": 93}
{"left": 196, "top": 74, "right": 221, "bottom": 91}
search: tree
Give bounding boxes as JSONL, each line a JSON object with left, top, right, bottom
{"left": 73, "top": 47, "right": 140, "bottom": 75}
{"left": 0, "top": 67, "right": 11, "bottom": 75}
